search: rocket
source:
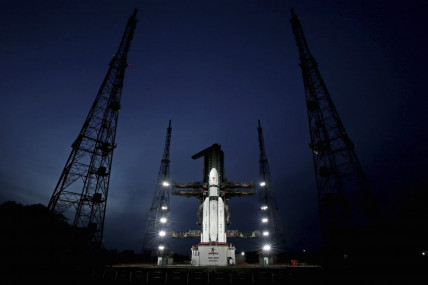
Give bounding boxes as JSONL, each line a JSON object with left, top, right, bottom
{"left": 201, "top": 168, "right": 226, "bottom": 243}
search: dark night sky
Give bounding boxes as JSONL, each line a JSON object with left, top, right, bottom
{"left": 1, "top": 0, "right": 427, "bottom": 254}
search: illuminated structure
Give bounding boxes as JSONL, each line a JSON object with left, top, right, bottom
{"left": 142, "top": 121, "right": 172, "bottom": 262}
{"left": 257, "top": 120, "right": 284, "bottom": 263}
{"left": 173, "top": 144, "right": 254, "bottom": 266}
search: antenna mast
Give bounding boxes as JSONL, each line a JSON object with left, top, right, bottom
{"left": 290, "top": 9, "right": 378, "bottom": 252}
{"left": 47, "top": 9, "right": 137, "bottom": 246}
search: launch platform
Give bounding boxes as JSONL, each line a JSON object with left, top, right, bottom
{"left": 173, "top": 144, "right": 254, "bottom": 266}
{"left": 191, "top": 244, "right": 236, "bottom": 266}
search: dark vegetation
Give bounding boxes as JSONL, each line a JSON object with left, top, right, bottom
{"left": 1, "top": 201, "right": 427, "bottom": 284}
{"left": 0, "top": 201, "right": 121, "bottom": 283}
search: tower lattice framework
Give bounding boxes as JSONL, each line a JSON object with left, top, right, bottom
{"left": 142, "top": 121, "right": 172, "bottom": 253}
{"left": 257, "top": 120, "right": 284, "bottom": 251}
{"left": 290, "top": 9, "right": 377, "bottom": 251}
{"left": 47, "top": 9, "right": 137, "bottom": 245}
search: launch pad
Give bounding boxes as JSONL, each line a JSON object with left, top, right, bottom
{"left": 173, "top": 144, "right": 254, "bottom": 266}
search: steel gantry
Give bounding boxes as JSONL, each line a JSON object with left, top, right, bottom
{"left": 257, "top": 120, "right": 285, "bottom": 255}
{"left": 142, "top": 121, "right": 172, "bottom": 255}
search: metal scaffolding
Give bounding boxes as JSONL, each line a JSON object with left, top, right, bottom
{"left": 257, "top": 120, "right": 284, "bottom": 253}
{"left": 142, "top": 121, "right": 172, "bottom": 254}
{"left": 47, "top": 9, "right": 137, "bottom": 246}
{"left": 290, "top": 9, "right": 378, "bottom": 252}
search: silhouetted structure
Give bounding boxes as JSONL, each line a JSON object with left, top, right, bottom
{"left": 290, "top": 9, "right": 378, "bottom": 252}
{"left": 142, "top": 120, "right": 172, "bottom": 254}
{"left": 47, "top": 9, "right": 137, "bottom": 246}
{"left": 257, "top": 120, "right": 284, "bottom": 252}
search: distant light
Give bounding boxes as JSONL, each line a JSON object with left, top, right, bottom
{"left": 161, "top": 206, "right": 168, "bottom": 210}
{"left": 263, "top": 244, "right": 271, "bottom": 251}
{"left": 160, "top": 217, "right": 167, "bottom": 223}
{"left": 260, "top": 181, "right": 266, "bottom": 187}
{"left": 159, "top": 230, "right": 166, "bottom": 237}
{"left": 422, "top": 251, "right": 427, "bottom": 256}
{"left": 162, "top": 181, "right": 170, "bottom": 187}
{"left": 263, "top": 231, "right": 269, "bottom": 236}
{"left": 158, "top": 245, "right": 165, "bottom": 250}
{"left": 260, "top": 205, "right": 268, "bottom": 210}
{"left": 302, "top": 249, "right": 306, "bottom": 253}
{"left": 241, "top": 252, "right": 245, "bottom": 256}
{"left": 262, "top": 218, "right": 268, "bottom": 223}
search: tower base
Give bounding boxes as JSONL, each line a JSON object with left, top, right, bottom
{"left": 191, "top": 244, "right": 236, "bottom": 266}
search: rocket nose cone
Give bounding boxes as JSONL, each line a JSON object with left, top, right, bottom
{"left": 209, "top": 168, "right": 218, "bottom": 178}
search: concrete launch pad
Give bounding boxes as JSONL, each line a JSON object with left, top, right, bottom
{"left": 101, "top": 264, "right": 322, "bottom": 284}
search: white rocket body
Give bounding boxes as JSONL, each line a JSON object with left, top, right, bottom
{"left": 218, "top": 196, "right": 226, "bottom": 242}
{"left": 202, "top": 198, "right": 209, "bottom": 242}
{"left": 201, "top": 168, "right": 226, "bottom": 243}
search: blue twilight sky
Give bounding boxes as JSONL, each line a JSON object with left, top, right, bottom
{"left": 0, "top": 0, "right": 427, "bottom": 254}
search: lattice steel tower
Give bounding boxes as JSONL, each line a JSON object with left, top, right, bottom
{"left": 257, "top": 120, "right": 284, "bottom": 250}
{"left": 290, "top": 9, "right": 377, "bottom": 251}
{"left": 142, "top": 120, "right": 172, "bottom": 253}
{"left": 47, "top": 9, "right": 137, "bottom": 246}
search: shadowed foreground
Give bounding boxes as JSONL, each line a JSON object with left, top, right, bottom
{"left": 1, "top": 202, "right": 427, "bottom": 285}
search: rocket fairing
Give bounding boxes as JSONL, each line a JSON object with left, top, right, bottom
{"left": 200, "top": 168, "right": 226, "bottom": 243}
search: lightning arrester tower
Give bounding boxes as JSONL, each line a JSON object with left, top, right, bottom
{"left": 142, "top": 120, "right": 172, "bottom": 254}
{"left": 290, "top": 9, "right": 378, "bottom": 251}
{"left": 258, "top": 120, "right": 284, "bottom": 251}
{"left": 47, "top": 9, "right": 137, "bottom": 246}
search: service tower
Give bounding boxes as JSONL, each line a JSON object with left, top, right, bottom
{"left": 173, "top": 144, "right": 254, "bottom": 266}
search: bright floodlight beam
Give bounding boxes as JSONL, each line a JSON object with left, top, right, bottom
{"left": 263, "top": 244, "right": 271, "bottom": 251}
{"left": 162, "top": 181, "right": 170, "bottom": 187}
{"left": 160, "top": 217, "right": 167, "bottom": 223}
{"left": 260, "top": 181, "right": 266, "bottom": 187}
{"left": 159, "top": 230, "right": 166, "bottom": 237}
{"left": 262, "top": 218, "right": 268, "bottom": 223}
{"left": 158, "top": 245, "right": 165, "bottom": 250}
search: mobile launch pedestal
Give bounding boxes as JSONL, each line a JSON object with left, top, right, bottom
{"left": 173, "top": 144, "right": 254, "bottom": 266}
{"left": 191, "top": 243, "right": 236, "bottom": 266}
